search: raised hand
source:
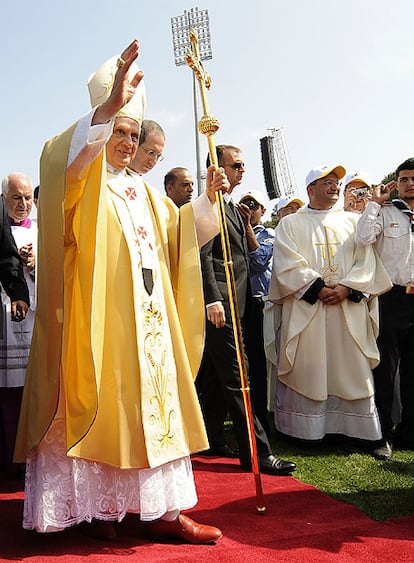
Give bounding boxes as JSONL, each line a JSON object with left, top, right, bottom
{"left": 92, "top": 40, "right": 144, "bottom": 125}
{"left": 371, "top": 180, "right": 396, "bottom": 205}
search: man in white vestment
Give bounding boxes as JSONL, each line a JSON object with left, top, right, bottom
{"left": 15, "top": 40, "right": 229, "bottom": 543}
{"left": 0, "top": 174, "right": 36, "bottom": 475}
{"left": 269, "top": 164, "right": 392, "bottom": 443}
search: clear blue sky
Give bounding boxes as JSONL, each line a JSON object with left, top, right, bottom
{"left": 3, "top": 0, "right": 414, "bottom": 214}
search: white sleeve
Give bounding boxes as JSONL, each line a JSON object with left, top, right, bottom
{"left": 191, "top": 192, "right": 220, "bottom": 247}
{"left": 355, "top": 201, "right": 383, "bottom": 245}
{"left": 67, "top": 108, "right": 114, "bottom": 167}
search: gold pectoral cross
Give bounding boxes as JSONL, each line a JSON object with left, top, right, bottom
{"left": 315, "top": 226, "right": 341, "bottom": 283}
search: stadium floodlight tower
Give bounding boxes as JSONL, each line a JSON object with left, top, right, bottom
{"left": 260, "top": 127, "right": 297, "bottom": 202}
{"left": 171, "top": 7, "right": 212, "bottom": 195}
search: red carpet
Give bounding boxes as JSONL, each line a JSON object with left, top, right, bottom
{"left": 1, "top": 455, "right": 414, "bottom": 562}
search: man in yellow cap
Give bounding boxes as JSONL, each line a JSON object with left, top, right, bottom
{"left": 269, "top": 164, "right": 391, "bottom": 445}
{"left": 15, "top": 40, "right": 229, "bottom": 544}
{"left": 276, "top": 196, "right": 304, "bottom": 220}
{"left": 343, "top": 171, "right": 373, "bottom": 214}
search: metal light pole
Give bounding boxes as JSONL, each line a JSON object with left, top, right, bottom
{"left": 171, "top": 7, "right": 212, "bottom": 195}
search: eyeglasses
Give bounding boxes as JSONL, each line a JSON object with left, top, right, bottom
{"left": 140, "top": 145, "right": 164, "bottom": 162}
{"left": 241, "top": 199, "right": 260, "bottom": 210}
{"left": 319, "top": 179, "right": 341, "bottom": 187}
{"left": 223, "top": 162, "right": 245, "bottom": 170}
{"left": 113, "top": 129, "right": 139, "bottom": 145}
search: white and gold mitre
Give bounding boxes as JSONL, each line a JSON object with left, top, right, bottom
{"left": 87, "top": 55, "right": 146, "bottom": 124}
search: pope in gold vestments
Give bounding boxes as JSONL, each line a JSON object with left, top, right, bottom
{"left": 14, "top": 43, "right": 224, "bottom": 533}
{"left": 15, "top": 40, "right": 228, "bottom": 543}
{"left": 16, "top": 119, "right": 212, "bottom": 465}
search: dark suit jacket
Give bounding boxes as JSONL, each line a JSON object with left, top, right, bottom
{"left": 200, "top": 201, "right": 250, "bottom": 319}
{"left": 0, "top": 198, "right": 29, "bottom": 304}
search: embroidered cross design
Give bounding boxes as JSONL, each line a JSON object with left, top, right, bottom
{"left": 125, "top": 187, "right": 137, "bottom": 200}
{"left": 315, "top": 226, "right": 341, "bottom": 283}
{"left": 137, "top": 226, "right": 148, "bottom": 240}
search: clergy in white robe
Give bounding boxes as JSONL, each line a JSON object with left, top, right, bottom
{"left": 15, "top": 40, "right": 228, "bottom": 544}
{"left": 0, "top": 174, "right": 36, "bottom": 474}
{"left": 268, "top": 164, "right": 392, "bottom": 442}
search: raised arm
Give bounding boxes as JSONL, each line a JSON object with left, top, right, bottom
{"left": 356, "top": 181, "right": 395, "bottom": 245}
{"left": 92, "top": 40, "right": 144, "bottom": 126}
{"left": 67, "top": 40, "right": 145, "bottom": 183}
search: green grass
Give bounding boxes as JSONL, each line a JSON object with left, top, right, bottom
{"left": 224, "top": 422, "right": 414, "bottom": 521}
{"left": 271, "top": 433, "right": 414, "bottom": 521}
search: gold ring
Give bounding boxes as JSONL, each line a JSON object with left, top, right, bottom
{"left": 117, "top": 56, "right": 126, "bottom": 68}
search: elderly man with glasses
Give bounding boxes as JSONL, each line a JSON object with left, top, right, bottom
{"left": 15, "top": 40, "right": 229, "bottom": 544}
{"left": 269, "top": 164, "right": 392, "bottom": 447}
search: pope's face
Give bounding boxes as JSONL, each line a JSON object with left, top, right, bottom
{"left": 106, "top": 117, "right": 140, "bottom": 170}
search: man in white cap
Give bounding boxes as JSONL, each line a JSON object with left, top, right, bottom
{"left": 269, "top": 164, "right": 392, "bottom": 445}
{"left": 238, "top": 190, "right": 274, "bottom": 435}
{"left": 276, "top": 196, "right": 304, "bottom": 220}
{"left": 343, "top": 172, "right": 373, "bottom": 214}
{"left": 15, "top": 40, "right": 229, "bottom": 543}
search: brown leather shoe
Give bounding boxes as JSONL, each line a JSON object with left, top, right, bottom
{"left": 146, "top": 513, "right": 222, "bottom": 544}
{"left": 79, "top": 520, "right": 117, "bottom": 540}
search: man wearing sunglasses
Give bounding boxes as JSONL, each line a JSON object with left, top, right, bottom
{"left": 196, "top": 145, "right": 296, "bottom": 476}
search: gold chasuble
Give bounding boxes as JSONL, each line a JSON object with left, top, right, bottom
{"left": 15, "top": 122, "right": 209, "bottom": 468}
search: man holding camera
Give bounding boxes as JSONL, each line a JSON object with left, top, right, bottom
{"left": 343, "top": 172, "right": 373, "bottom": 214}
{"left": 238, "top": 190, "right": 274, "bottom": 436}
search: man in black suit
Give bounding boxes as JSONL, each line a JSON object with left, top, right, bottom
{"left": 0, "top": 197, "right": 29, "bottom": 320}
{"left": 196, "top": 145, "right": 296, "bottom": 475}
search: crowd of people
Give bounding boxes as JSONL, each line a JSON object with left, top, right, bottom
{"left": 0, "top": 39, "right": 413, "bottom": 547}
